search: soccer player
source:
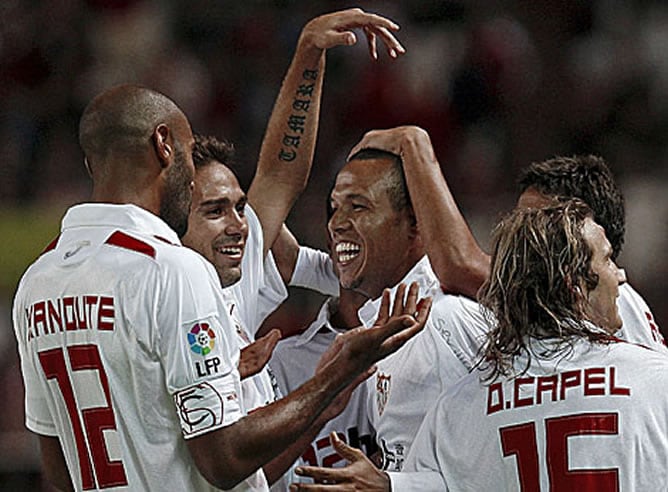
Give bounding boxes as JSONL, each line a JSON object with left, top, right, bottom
{"left": 270, "top": 244, "right": 379, "bottom": 474}
{"left": 282, "top": 127, "right": 665, "bottom": 489}
{"left": 349, "top": 127, "right": 665, "bottom": 349}
{"left": 181, "top": 9, "right": 408, "bottom": 488}
{"left": 12, "top": 83, "right": 431, "bottom": 491}
{"left": 291, "top": 201, "right": 668, "bottom": 491}
{"left": 269, "top": 143, "right": 488, "bottom": 490}
{"left": 401, "top": 200, "right": 668, "bottom": 490}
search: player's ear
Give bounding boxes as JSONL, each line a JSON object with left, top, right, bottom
{"left": 152, "top": 123, "right": 173, "bottom": 169}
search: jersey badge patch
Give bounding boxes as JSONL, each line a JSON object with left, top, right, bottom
{"left": 188, "top": 322, "right": 216, "bottom": 355}
{"left": 174, "top": 382, "right": 227, "bottom": 437}
{"left": 376, "top": 373, "right": 391, "bottom": 416}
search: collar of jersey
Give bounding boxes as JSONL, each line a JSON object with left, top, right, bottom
{"left": 357, "top": 255, "right": 439, "bottom": 328}
{"left": 294, "top": 297, "right": 343, "bottom": 346}
{"left": 61, "top": 203, "right": 181, "bottom": 245}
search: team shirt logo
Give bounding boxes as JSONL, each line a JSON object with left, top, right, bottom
{"left": 174, "top": 381, "right": 241, "bottom": 438}
{"left": 188, "top": 323, "right": 216, "bottom": 355}
{"left": 376, "top": 373, "right": 391, "bottom": 416}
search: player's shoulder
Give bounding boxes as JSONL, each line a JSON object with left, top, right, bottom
{"left": 618, "top": 282, "right": 650, "bottom": 312}
{"left": 125, "top": 232, "right": 214, "bottom": 276}
{"left": 611, "top": 338, "right": 668, "bottom": 361}
{"left": 428, "top": 292, "right": 490, "bottom": 336}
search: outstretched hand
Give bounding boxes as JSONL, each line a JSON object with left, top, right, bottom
{"left": 238, "top": 328, "right": 281, "bottom": 380}
{"left": 289, "top": 432, "right": 390, "bottom": 491}
{"left": 317, "top": 282, "right": 431, "bottom": 384}
{"left": 300, "top": 8, "right": 406, "bottom": 60}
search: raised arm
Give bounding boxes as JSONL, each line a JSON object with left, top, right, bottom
{"left": 349, "top": 126, "right": 490, "bottom": 298}
{"left": 248, "top": 8, "right": 406, "bottom": 258}
{"left": 186, "top": 284, "right": 431, "bottom": 490}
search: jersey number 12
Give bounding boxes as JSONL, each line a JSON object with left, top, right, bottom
{"left": 39, "top": 344, "right": 128, "bottom": 490}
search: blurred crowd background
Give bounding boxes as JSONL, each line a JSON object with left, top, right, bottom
{"left": 1, "top": 0, "right": 667, "bottom": 488}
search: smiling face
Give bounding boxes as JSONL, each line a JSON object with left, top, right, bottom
{"left": 327, "top": 157, "right": 420, "bottom": 299}
{"left": 581, "top": 217, "right": 627, "bottom": 334}
{"left": 182, "top": 162, "right": 248, "bottom": 287}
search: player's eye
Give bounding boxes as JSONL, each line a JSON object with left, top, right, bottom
{"left": 205, "top": 207, "right": 223, "bottom": 218}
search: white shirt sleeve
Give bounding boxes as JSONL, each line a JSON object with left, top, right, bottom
{"left": 12, "top": 272, "right": 58, "bottom": 436}
{"left": 289, "top": 246, "right": 339, "bottom": 296}
{"left": 156, "top": 255, "right": 244, "bottom": 439}
{"left": 13, "top": 304, "right": 57, "bottom": 436}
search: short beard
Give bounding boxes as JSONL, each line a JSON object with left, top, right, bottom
{"left": 160, "top": 145, "right": 193, "bottom": 237}
{"left": 218, "top": 266, "right": 242, "bottom": 288}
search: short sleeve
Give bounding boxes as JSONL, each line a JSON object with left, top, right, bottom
{"left": 290, "top": 246, "right": 339, "bottom": 296}
{"left": 13, "top": 282, "right": 57, "bottom": 436}
{"left": 155, "top": 254, "right": 244, "bottom": 439}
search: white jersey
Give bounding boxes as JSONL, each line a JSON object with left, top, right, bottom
{"left": 615, "top": 282, "right": 667, "bottom": 352}
{"left": 226, "top": 205, "right": 287, "bottom": 411}
{"left": 13, "top": 204, "right": 268, "bottom": 491}
{"left": 402, "top": 336, "right": 668, "bottom": 491}
{"left": 270, "top": 298, "right": 377, "bottom": 476}
{"left": 356, "top": 256, "right": 489, "bottom": 473}
{"left": 289, "top": 246, "right": 339, "bottom": 297}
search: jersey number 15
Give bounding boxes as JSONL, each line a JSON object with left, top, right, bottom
{"left": 500, "top": 413, "right": 619, "bottom": 491}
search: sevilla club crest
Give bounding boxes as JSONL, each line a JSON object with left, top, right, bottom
{"left": 376, "top": 373, "right": 391, "bottom": 416}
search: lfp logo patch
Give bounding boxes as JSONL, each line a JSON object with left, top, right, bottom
{"left": 188, "top": 323, "right": 216, "bottom": 355}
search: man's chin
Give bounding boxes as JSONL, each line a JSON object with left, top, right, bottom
{"left": 218, "top": 268, "right": 242, "bottom": 288}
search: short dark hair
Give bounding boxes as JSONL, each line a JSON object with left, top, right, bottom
{"left": 79, "top": 84, "right": 182, "bottom": 163}
{"left": 192, "top": 134, "right": 236, "bottom": 169}
{"left": 517, "top": 155, "right": 625, "bottom": 260}
{"left": 347, "top": 148, "right": 411, "bottom": 212}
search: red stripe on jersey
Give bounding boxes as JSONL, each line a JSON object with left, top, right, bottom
{"left": 153, "top": 235, "right": 176, "bottom": 245}
{"left": 105, "top": 231, "right": 156, "bottom": 259}
{"left": 608, "top": 335, "right": 652, "bottom": 351}
{"left": 40, "top": 235, "right": 61, "bottom": 256}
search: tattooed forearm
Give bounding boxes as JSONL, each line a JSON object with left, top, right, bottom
{"left": 278, "top": 69, "right": 319, "bottom": 162}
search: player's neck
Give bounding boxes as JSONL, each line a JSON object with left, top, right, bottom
{"left": 331, "top": 289, "right": 366, "bottom": 329}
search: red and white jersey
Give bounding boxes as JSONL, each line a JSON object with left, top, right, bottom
{"left": 13, "top": 204, "right": 267, "bottom": 491}
{"left": 270, "top": 298, "right": 377, "bottom": 479}
{"left": 615, "top": 283, "right": 667, "bottom": 352}
{"left": 402, "top": 336, "right": 668, "bottom": 491}
{"left": 356, "top": 256, "right": 489, "bottom": 473}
